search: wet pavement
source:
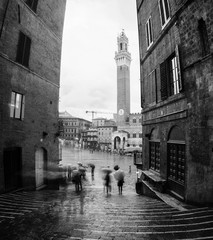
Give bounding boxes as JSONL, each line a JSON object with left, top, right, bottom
{"left": 0, "top": 147, "right": 213, "bottom": 240}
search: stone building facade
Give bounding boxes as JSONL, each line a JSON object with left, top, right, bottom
{"left": 98, "top": 125, "right": 117, "bottom": 151}
{"left": 92, "top": 118, "right": 106, "bottom": 128}
{"left": 0, "top": 0, "right": 66, "bottom": 193}
{"left": 137, "top": 0, "right": 213, "bottom": 204}
{"left": 117, "top": 113, "right": 142, "bottom": 149}
{"left": 59, "top": 111, "right": 91, "bottom": 142}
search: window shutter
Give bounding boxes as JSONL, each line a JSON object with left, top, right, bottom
{"left": 146, "top": 22, "right": 149, "bottom": 47}
{"left": 10, "top": 92, "right": 16, "bottom": 117}
{"left": 175, "top": 45, "right": 183, "bottom": 91}
{"left": 26, "top": 0, "right": 38, "bottom": 12}
{"left": 154, "top": 69, "right": 158, "bottom": 103}
{"left": 160, "top": 61, "right": 168, "bottom": 100}
{"left": 23, "top": 36, "right": 31, "bottom": 67}
{"left": 21, "top": 95, "right": 25, "bottom": 120}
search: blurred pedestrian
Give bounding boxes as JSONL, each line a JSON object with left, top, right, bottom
{"left": 117, "top": 177, "right": 124, "bottom": 194}
{"left": 72, "top": 170, "right": 82, "bottom": 192}
{"left": 101, "top": 167, "right": 112, "bottom": 195}
{"left": 104, "top": 172, "right": 111, "bottom": 195}
{"left": 114, "top": 166, "right": 125, "bottom": 195}
{"left": 88, "top": 163, "right": 95, "bottom": 180}
{"left": 68, "top": 165, "right": 72, "bottom": 180}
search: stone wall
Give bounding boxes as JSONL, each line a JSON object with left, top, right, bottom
{"left": 0, "top": 0, "right": 66, "bottom": 192}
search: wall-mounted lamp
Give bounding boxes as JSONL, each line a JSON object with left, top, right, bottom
{"left": 145, "top": 133, "right": 150, "bottom": 138}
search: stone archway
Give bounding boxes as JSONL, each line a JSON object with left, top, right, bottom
{"left": 114, "top": 136, "right": 121, "bottom": 150}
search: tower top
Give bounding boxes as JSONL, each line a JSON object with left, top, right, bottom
{"left": 115, "top": 29, "right": 131, "bottom": 67}
{"left": 118, "top": 29, "right": 128, "bottom": 44}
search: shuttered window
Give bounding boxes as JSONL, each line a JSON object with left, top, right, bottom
{"left": 160, "top": 48, "right": 182, "bottom": 100}
{"left": 16, "top": 31, "right": 31, "bottom": 68}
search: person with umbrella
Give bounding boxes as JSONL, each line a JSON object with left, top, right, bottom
{"left": 114, "top": 165, "right": 125, "bottom": 194}
{"left": 101, "top": 166, "right": 112, "bottom": 195}
{"left": 71, "top": 169, "right": 82, "bottom": 192}
{"left": 78, "top": 162, "right": 87, "bottom": 180}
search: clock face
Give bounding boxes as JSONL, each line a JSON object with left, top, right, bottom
{"left": 118, "top": 109, "right": 124, "bottom": 115}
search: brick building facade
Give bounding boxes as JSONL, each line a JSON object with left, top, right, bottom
{"left": 0, "top": 0, "right": 66, "bottom": 193}
{"left": 137, "top": 0, "right": 213, "bottom": 204}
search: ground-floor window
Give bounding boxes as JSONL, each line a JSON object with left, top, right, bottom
{"left": 167, "top": 126, "right": 185, "bottom": 197}
{"left": 168, "top": 143, "right": 185, "bottom": 184}
{"left": 150, "top": 142, "right": 160, "bottom": 171}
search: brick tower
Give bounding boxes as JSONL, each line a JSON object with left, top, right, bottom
{"left": 115, "top": 30, "right": 131, "bottom": 126}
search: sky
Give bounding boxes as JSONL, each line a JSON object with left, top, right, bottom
{"left": 59, "top": 0, "right": 141, "bottom": 121}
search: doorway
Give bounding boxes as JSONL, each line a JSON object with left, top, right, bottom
{"left": 3, "top": 147, "right": 22, "bottom": 192}
{"left": 35, "top": 148, "right": 47, "bottom": 189}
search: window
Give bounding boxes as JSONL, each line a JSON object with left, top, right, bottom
{"left": 167, "top": 126, "right": 185, "bottom": 197}
{"left": 160, "top": 48, "right": 182, "bottom": 100}
{"left": 25, "top": 0, "right": 38, "bottom": 12}
{"left": 16, "top": 31, "right": 31, "bottom": 67}
{"left": 120, "top": 43, "right": 122, "bottom": 50}
{"left": 10, "top": 92, "right": 25, "bottom": 120}
{"left": 133, "top": 118, "right": 136, "bottom": 123}
{"left": 158, "top": 0, "right": 170, "bottom": 28}
{"left": 133, "top": 133, "right": 136, "bottom": 138}
{"left": 198, "top": 18, "right": 210, "bottom": 57}
{"left": 146, "top": 16, "right": 153, "bottom": 48}
{"left": 149, "top": 128, "right": 160, "bottom": 172}
{"left": 139, "top": 133, "right": 142, "bottom": 138}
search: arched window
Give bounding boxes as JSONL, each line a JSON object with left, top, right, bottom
{"left": 167, "top": 126, "right": 185, "bottom": 196}
{"left": 149, "top": 128, "right": 160, "bottom": 172}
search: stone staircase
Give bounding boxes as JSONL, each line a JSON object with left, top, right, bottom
{"left": 0, "top": 188, "right": 213, "bottom": 240}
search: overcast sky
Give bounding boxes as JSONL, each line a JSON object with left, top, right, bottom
{"left": 59, "top": 0, "right": 141, "bottom": 121}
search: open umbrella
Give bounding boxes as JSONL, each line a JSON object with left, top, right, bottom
{"left": 124, "top": 147, "right": 142, "bottom": 153}
{"left": 78, "top": 166, "right": 87, "bottom": 173}
{"left": 114, "top": 169, "right": 125, "bottom": 181}
{"left": 72, "top": 169, "right": 80, "bottom": 176}
{"left": 101, "top": 167, "right": 112, "bottom": 174}
{"left": 88, "top": 163, "right": 95, "bottom": 168}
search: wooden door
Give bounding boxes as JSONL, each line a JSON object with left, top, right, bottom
{"left": 35, "top": 148, "right": 44, "bottom": 188}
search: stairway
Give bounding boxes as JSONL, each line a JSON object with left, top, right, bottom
{"left": 0, "top": 188, "right": 213, "bottom": 240}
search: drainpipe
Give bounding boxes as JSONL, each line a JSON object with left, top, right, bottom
{"left": 0, "top": 0, "right": 10, "bottom": 38}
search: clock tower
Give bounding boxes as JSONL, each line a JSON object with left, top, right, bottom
{"left": 115, "top": 30, "right": 131, "bottom": 126}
